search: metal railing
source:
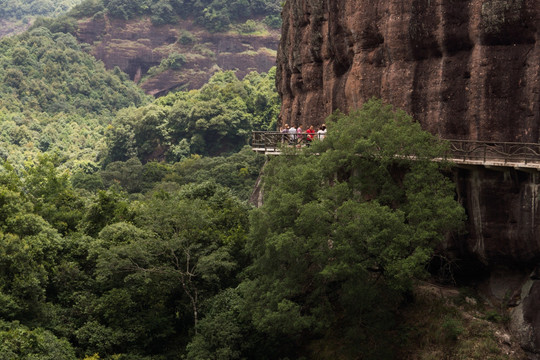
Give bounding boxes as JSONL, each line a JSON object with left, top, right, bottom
{"left": 252, "top": 131, "right": 540, "bottom": 167}
{"left": 447, "top": 140, "right": 540, "bottom": 165}
{"left": 251, "top": 131, "right": 324, "bottom": 153}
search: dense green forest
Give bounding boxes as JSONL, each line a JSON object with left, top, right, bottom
{"left": 0, "top": 81, "right": 469, "bottom": 358}
{"left": 0, "top": 27, "right": 147, "bottom": 115}
{"left": 68, "top": 0, "right": 282, "bottom": 30}
{"left": 0, "top": 4, "right": 508, "bottom": 358}
{"left": 0, "top": 0, "right": 82, "bottom": 20}
{"left": 0, "top": 26, "right": 147, "bottom": 169}
{"left": 106, "top": 69, "right": 279, "bottom": 163}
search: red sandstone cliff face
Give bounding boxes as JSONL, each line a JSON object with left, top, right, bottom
{"left": 77, "top": 16, "right": 279, "bottom": 95}
{"left": 277, "top": 0, "right": 539, "bottom": 143}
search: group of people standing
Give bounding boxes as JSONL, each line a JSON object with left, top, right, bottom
{"left": 280, "top": 123, "right": 327, "bottom": 146}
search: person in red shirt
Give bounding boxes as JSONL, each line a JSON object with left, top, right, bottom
{"left": 306, "top": 125, "right": 316, "bottom": 146}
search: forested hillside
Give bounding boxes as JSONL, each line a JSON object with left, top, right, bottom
{"left": 0, "top": 0, "right": 83, "bottom": 38}
{"left": 2, "top": 89, "right": 514, "bottom": 358}
{"left": 69, "top": 0, "right": 280, "bottom": 95}
{"left": 0, "top": 0, "right": 82, "bottom": 20}
{"left": 0, "top": 26, "right": 147, "bottom": 170}
{"left": 0, "top": 1, "right": 522, "bottom": 358}
{"left": 69, "top": 0, "right": 281, "bottom": 31}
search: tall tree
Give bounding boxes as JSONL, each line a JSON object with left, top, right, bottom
{"left": 242, "top": 99, "right": 466, "bottom": 358}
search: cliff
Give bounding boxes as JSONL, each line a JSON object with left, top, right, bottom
{"left": 276, "top": 0, "right": 540, "bottom": 356}
{"left": 77, "top": 15, "right": 279, "bottom": 96}
{"left": 277, "top": 0, "right": 539, "bottom": 143}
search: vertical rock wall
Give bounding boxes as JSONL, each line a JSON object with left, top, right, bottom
{"left": 277, "top": 0, "right": 539, "bottom": 142}
{"left": 452, "top": 168, "right": 540, "bottom": 264}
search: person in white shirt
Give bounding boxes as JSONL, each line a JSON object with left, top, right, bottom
{"left": 288, "top": 125, "right": 297, "bottom": 145}
{"left": 317, "top": 124, "right": 327, "bottom": 140}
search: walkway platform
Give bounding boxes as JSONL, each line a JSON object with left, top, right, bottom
{"left": 251, "top": 131, "right": 540, "bottom": 171}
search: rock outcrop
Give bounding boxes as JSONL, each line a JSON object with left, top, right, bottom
{"left": 276, "top": 0, "right": 540, "bottom": 356}
{"left": 77, "top": 16, "right": 279, "bottom": 95}
{"left": 277, "top": 0, "right": 539, "bottom": 143}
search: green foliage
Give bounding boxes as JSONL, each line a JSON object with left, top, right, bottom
{"left": 71, "top": 0, "right": 281, "bottom": 31}
{"left": 0, "top": 27, "right": 148, "bottom": 116}
{"left": 0, "top": 163, "right": 65, "bottom": 320}
{"left": 442, "top": 317, "right": 464, "bottom": 342}
{"left": 147, "top": 52, "right": 186, "bottom": 76}
{"left": 99, "top": 146, "right": 264, "bottom": 201}
{"left": 237, "top": 19, "right": 260, "bottom": 34}
{"left": 186, "top": 288, "right": 251, "bottom": 359}
{"left": 0, "top": 320, "right": 76, "bottom": 359}
{"left": 263, "top": 14, "right": 281, "bottom": 29}
{"left": 84, "top": 182, "right": 250, "bottom": 355}
{"left": 0, "top": 26, "right": 149, "bottom": 170}
{"left": 31, "top": 15, "right": 79, "bottom": 35}
{"left": 178, "top": 30, "right": 196, "bottom": 45}
{"left": 166, "top": 147, "right": 265, "bottom": 201}
{"left": 242, "top": 99, "right": 466, "bottom": 357}
{"left": 0, "top": 0, "right": 83, "bottom": 20}
{"left": 106, "top": 69, "right": 279, "bottom": 162}
{"left": 22, "top": 154, "right": 85, "bottom": 234}
{"left": 68, "top": 0, "right": 104, "bottom": 18}
{"left": 81, "top": 189, "right": 132, "bottom": 237}
{"left": 0, "top": 151, "right": 257, "bottom": 358}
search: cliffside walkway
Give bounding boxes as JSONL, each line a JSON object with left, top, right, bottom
{"left": 251, "top": 131, "right": 540, "bottom": 171}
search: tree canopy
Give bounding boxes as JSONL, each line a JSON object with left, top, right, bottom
{"left": 105, "top": 69, "right": 280, "bottom": 163}
{"left": 0, "top": 96, "right": 472, "bottom": 359}
{"left": 239, "top": 99, "right": 466, "bottom": 358}
{"left": 0, "top": 0, "right": 83, "bottom": 20}
{"left": 69, "top": 0, "right": 282, "bottom": 30}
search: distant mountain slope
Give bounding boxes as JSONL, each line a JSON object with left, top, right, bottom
{"left": 0, "top": 0, "right": 83, "bottom": 37}
{"left": 0, "top": 26, "right": 149, "bottom": 167}
{"left": 3, "top": 0, "right": 281, "bottom": 96}
{"left": 61, "top": 0, "right": 281, "bottom": 95}
{"left": 77, "top": 15, "right": 279, "bottom": 95}
{"left": 0, "top": 0, "right": 82, "bottom": 19}
{"left": 0, "top": 26, "right": 148, "bottom": 115}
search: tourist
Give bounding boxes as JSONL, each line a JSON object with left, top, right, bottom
{"left": 317, "top": 124, "right": 327, "bottom": 140}
{"left": 281, "top": 124, "right": 289, "bottom": 143}
{"left": 289, "top": 124, "right": 297, "bottom": 145}
{"left": 306, "top": 125, "right": 315, "bottom": 145}
{"left": 297, "top": 125, "right": 304, "bottom": 146}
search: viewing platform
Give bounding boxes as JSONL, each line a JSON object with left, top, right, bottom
{"left": 251, "top": 131, "right": 540, "bottom": 171}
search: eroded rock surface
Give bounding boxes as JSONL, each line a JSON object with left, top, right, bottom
{"left": 277, "top": 0, "right": 539, "bottom": 143}
{"left": 77, "top": 16, "right": 279, "bottom": 95}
